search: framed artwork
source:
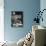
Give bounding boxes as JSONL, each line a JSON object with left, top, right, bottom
{"left": 11, "top": 11, "right": 23, "bottom": 27}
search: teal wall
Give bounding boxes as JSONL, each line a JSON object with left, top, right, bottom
{"left": 4, "top": 0, "right": 40, "bottom": 42}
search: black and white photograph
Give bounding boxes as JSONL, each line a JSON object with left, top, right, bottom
{"left": 11, "top": 11, "right": 23, "bottom": 27}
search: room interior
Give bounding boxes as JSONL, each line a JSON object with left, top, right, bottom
{"left": 0, "top": 0, "right": 46, "bottom": 46}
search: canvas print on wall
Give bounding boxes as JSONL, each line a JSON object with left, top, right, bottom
{"left": 11, "top": 11, "right": 23, "bottom": 27}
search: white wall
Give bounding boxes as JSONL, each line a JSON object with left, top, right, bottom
{"left": 40, "top": 0, "right": 46, "bottom": 45}
{"left": 40, "top": 0, "right": 46, "bottom": 27}
{"left": 0, "top": 0, "right": 4, "bottom": 42}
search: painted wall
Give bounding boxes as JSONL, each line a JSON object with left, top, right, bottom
{"left": 4, "top": 0, "right": 40, "bottom": 42}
